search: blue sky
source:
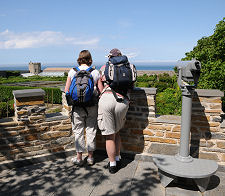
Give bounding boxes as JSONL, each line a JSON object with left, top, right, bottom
{"left": 0, "top": 0, "right": 225, "bottom": 65}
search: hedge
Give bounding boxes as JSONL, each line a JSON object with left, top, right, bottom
{"left": 136, "top": 73, "right": 177, "bottom": 93}
{"left": 0, "top": 86, "right": 62, "bottom": 118}
{"left": 0, "top": 100, "right": 14, "bottom": 118}
{"left": 0, "top": 75, "right": 67, "bottom": 84}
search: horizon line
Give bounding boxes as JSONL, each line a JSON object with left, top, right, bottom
{"left": 0, "top": 60, "right": 178, "bottom": 67}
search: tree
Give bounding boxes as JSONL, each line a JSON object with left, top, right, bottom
{"left": 182, "top": 18, "right": 225, "bottom": 91}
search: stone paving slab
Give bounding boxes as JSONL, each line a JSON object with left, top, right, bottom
{"left": 90, "top": 159, "right": 138, "bottom": 196}
{"left": 0, "top": 160, "right": 62, "bottom": 196}
{"left": 59, "top": 158, "right": 107, "bottom": 196}
{"left": 0, "top": 154, "right": 224, "bottom": 196}
{"left": 130, "top": 161, "right": 164, "bottom": 196}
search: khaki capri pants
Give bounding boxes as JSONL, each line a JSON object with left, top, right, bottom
{"left": 98, "top": 93, "right": 129, "bottom": 135}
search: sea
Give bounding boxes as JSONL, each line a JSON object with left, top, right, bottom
{"left": 0, "top": 63, "right": 176, "bottom": 71}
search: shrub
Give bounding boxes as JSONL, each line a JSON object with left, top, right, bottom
{"left": 0, "top": 85, "right": 62, "bottom": 118}
{"left": 42, "top": 87, "right": 62, "bottom": 104}
{"left": 0, "top": 100, "right": 14, "bottom": 118}
{"left": 137, "top": 74, "right": 157, "bottom": 82}
{"left": 136, "top": 74, "right": 182, "bottom": 115}
{"left": 5, "top": 71, "right": 21, "bottom": 78}
{"left": 0, "top": 86, "right": 33, "bottom": 102}
{"left": 154, "top": 82, "right": 169, "bottom": 92}
{"left": 156, "top": 87, "right": 182, "bottom": 115}
{"left": 135, "top": 82, "right": 150, "bottom": 88}
{"left": 0, "top": 85, "right": 62, "bottom": 104}
{"left": 136, "top": 73, "right": 177, "bottom": 92}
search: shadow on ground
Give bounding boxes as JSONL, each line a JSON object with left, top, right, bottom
{"left": 0, "top": 155, "right": 163, "bottom": 196}
{"left": 0, "top": 158, "right": 105, "bottom": 196}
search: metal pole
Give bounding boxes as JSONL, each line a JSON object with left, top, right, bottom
{"left": 179, "top": 90, "right": 192, "bottom": 158}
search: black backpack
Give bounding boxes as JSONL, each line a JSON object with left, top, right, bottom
{"left": 104, "top": 55, "right": 137, "bottom": 95}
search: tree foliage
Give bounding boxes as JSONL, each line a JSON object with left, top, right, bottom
{"left": 182, "top": 18, "right": 225, "bottom": 91}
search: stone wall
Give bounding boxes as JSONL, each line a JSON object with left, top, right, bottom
{"left": 62, "top": 88, "right": 225, "bottom": 165}
{"left": 0, "top": 88, "right": 224, "bottom": 166}
{"left": 0, "top": 89, "right": 73, "bottom": 163}
{"left": 141, "top": 89, "right": 225, "bottom": 164}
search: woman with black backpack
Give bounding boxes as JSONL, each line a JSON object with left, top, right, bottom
{"left": 97, "top": 48, "right": 136, "bottom": 174}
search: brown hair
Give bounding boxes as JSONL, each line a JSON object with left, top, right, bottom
{"left": 77, "top": 50, "right": 92, "bottom": 66}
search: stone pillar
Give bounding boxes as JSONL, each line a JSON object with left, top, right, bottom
{"left": 191, "top": 89, "right": 224, "bottom": 162}
{"left": 120, "top": 88, "right": 157, "bottom": 153}
{"left": 13, "top": 89, "right": 46, "bottom": 123}
{"left": 61, "top": 91, "right": 72, "bottom": 116}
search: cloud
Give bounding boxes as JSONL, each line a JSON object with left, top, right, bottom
{"left": 122, "top": 48, "right": 140, "bottom": 59}
{"left": 0, "top": 30, "right": 99, "bottom": 49}
{"left": 118, "top": 19, "right": 133, "bottom": 28}
{"left": 135, "top": 60, "right": 178, "bottom": 63}
{"left": 125, "top": 52, "right": 139, "bottom": 58}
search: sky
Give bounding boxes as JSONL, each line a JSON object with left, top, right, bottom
{"left": 0, "top": 0, "right": 225, "bottom": 66}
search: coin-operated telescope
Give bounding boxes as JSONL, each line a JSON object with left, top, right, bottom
{"left": 176, "top": 59, "right": 201, "bottom": 88}
{"left": 153, "top": 60, "right": 218, "bottom": 193}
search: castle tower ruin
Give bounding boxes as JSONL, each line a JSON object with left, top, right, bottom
{"left": 29, "top": 62, "right": 41, "bottom": 74}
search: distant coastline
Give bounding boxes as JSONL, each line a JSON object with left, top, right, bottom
{"left": 0, "top": 62, "right": 176, "bottom": 77}
{"left": 137, "top": 70, "right": 175, "bottom": 76}
{"left": 0, "top": 64, "right": 175, "bottom": 71}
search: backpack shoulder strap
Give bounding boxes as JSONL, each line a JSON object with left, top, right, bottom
{"left": 108, "top": 61, "right": 113, "bottom": 66}
{"left": 86, "top": 66, "right": 94, "bottom": 73}
{"left": 73, "top": 66, "right": 80, "bottom": 72}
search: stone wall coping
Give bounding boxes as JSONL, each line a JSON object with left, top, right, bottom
{"left": 60, "top": 87, "right": 65, "bottom": 92}
{"left": 132, "top": 87, "right": 157, "bottom": 95}
{"left": 60, "top": 86, "right": 157, "bottom": 95}
{"left": 195, "top": 89, "right": 224, "bottom": 97}
{"left": 13, "top": 89, "right": 45, "bottom": 98}
{"left": 45, "top": 112, "right": 69, "bottom": 122}
{"left": 155, "top": 115, "right": 181, "bottom": 124}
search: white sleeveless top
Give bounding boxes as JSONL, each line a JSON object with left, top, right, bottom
{"left": 68, "top": 65, "right": 100, "bottom": 85}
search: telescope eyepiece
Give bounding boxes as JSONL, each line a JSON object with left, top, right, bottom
{"left": 176, "top": 60, "right": 201, "bottom": 84}
{"left": 195, "top": 62, "right": 200, "bottom": 70}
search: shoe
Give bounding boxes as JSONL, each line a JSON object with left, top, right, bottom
{"left": 87, "top": 157, "right": 94, "bottom": 166}
{"left": 116, "top": 159, "right": 121, "bottom": 169}
{"left": 71, "top": 157, "right": 84, "bottom": 167}
{"left": 109, "top": 165, "right": 117, "bottom": 174}
{"left": 105, "top": 162, "right": 118, "bottom": 174}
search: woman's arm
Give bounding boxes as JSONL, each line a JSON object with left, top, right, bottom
{"left": 97, "top": 78, "right": 104, "bottom": 93}
{"left": 64, "top": 76, "right": 71, "bottom": 93}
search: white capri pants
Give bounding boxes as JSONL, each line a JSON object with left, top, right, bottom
{"left": 72, "top": 105, "right": 97, "bottom": 152}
